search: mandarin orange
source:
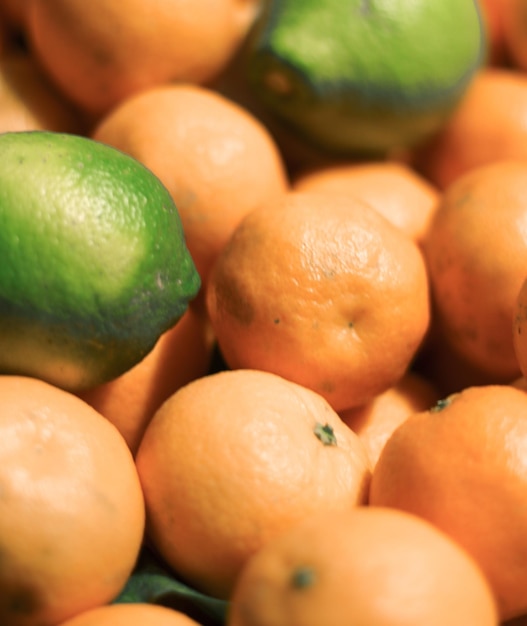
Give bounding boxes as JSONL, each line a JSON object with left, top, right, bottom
{"left": 228, "top": 506, "right": 498, "bottom": 626}
{"left": 292, "top": 160, "right": 440, "bottom": 245}
{"left": 206, "top": 191, "right": 430, "bottom": 412}
{"left": 422, "top": 159, "right": 527, "bottom": 381}
{"left": 0, "top": 375, "right": 145, "bottom": 626}
{"left": 370, "top": 383, "right": 527, "bottom": 620}
{"left": 92, "top": 83, "right": 289, "bottom": 290}
{"left": 414, "top": 68, "right": 527, "bottom": 190}
{"left": 135, "top": 368, "right": 371, "bottom": 599}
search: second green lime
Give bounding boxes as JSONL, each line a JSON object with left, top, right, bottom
{"left": 0, "top": 130, "right": 201, "bottom": 392}
{"left": 245, "top": 0, "right": 486, "bottom": 156}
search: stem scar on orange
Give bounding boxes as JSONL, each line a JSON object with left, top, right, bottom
{"left": 206, "top": 191, "right": 430, "bottom": 412}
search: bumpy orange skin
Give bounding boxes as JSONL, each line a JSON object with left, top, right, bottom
{"left": 422, "top": 159, "right": 527, "bottom": 381}
{"left": 135, "top": 368, "right": 371, "bottom": 599}
{"left": 206, "top": 191, "right": 430, "bottom": 412}
{"left": 370, "top": 384, "right": 527, "bottom": 621}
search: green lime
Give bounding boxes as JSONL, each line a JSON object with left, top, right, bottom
{"left": 245, "top": 0, "right": 486, "bottom": 156}
{"left": 0, "top": 130, "right": 200, "bottom": 392}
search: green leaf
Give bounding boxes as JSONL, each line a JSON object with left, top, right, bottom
{"left": 114, "top": 546, "right": 229, "bottom": 626}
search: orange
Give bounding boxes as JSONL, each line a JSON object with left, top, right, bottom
{"left": 0, "top": 51, "right": 85, "bottom": 134}
{"left": 0, "top": 375, "right": 145, "bottom": 626}
{"left": 227, "top": 506, "right": 498, "bottom": 626}
{"left": 369, "top": 383, "right": 527, "bottom": 621}
{"left": 91, "top": 83, "right": 289, "bottom": 289}
{"left": 57, "top": 603, "right": 202, "bottom": 626}
{"left": 422, "top": 159, "right": 527, "bottom": 382}
{"left": 339, "top": 371, "right": 440, "bottom": 468}
{"left": 76, "top": 306, "right": 214, "bottom": 456}
{"left": 26, "top": 0, "right": 260, "bottom": 117}
{"left": 292, "top": 160, "right": 440, "bottom": 245}
{"left": 135, "top": 368, "right": 371, "bottom": 600}
{"left": 413, "top": 68, "right": 527, "bottom": 190}
{"left": 206, "top": 191, "right": 430, "bottom": 412}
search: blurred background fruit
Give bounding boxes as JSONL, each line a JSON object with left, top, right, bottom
{"left": 413, "top": 69, "right": 527, "bottom": 190}
{"left": 57, "top": 603, "right": 203, "bottom": 626}
{"left": 25, "top": 0, "right": 261, "bottom": 119}
{"left": 227, "top": 506, "right": 498, "bottom": 626}
{"left": 0, "top": 51, "right": 85, "bottom": 133}
{"left": 292, "top": 160, "right": 440, "bottom": 245}
{"left": 241, "top": 0, "right": 485, "bottom": 157}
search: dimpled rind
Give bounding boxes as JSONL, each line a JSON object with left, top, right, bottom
{"left": 246, "top": 0, "right": 486, "bottom": 156}
{"left": 0, "top": 131, "right": 201, "bottom": 391}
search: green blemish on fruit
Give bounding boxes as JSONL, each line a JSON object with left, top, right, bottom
{"left": 430, "top": 394, "right": 458, "bottom": 413}
{"left": 314, "top": 422, "right": 337, "bottom": 446}
{"left": 291, "top": 566, "right": 316, "bottom": 589}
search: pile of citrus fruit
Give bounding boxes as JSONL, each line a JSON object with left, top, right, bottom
{"left": 3, "top": 1, "right": 527, "bottom": 625}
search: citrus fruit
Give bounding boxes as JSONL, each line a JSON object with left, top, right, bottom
{"left": 227, "top": 506, "right": 498, "bottom": 626}
{"left": 91, "top": 83, "right": 290, "bottom": 289}
{"left": 292, "top": 160, "right": 440, "bottom": 244}
{"left": 0, "top": 130, "right": 200, "bottom": 392}
{"left": 422, "top": 159, "right": 527, "bottom": 381}
{"left": 0, "top": 374, "right": 145, "bottom": 626}
{"left": 26, "top": 0, "right": 260, "bottom": 117}
{"left": 0, "top": 52, "right": 85, "bottom": 134}
{"left": 413, "top": 68, "right": 527, "bottom": 190}
{"left": 76, "top": 306, "right": 214, "bottom": 456}
{"left": 57, "top": 603, "right": 202, "bottom": 626}
{"left": 243, "top": 0, "right": 485, "bottom": 157}
{"left": 339, "top": 371, "right": 440, "bottom": 468}
{"left": 369, "top": 384, "right": 527, "bottom": 621}
{"left": 135, "top": 368, "right": 371, "bottom": 599}
{"left": 206, "top": 191, "right": 430, "bottom": 412}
